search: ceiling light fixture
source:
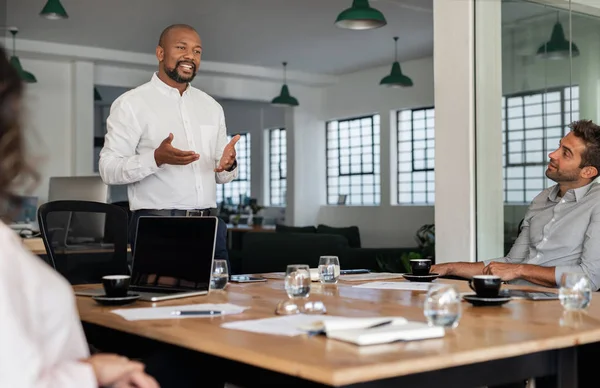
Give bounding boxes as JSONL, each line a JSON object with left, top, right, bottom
{"left": 8, "top": 28, "right": 37, "bottom": 83}
{"left": 271, "top": 62, "right": 299, "bottom": 107}
{"left": 40, "top": 0, "right": 69, "bottom": 20}
{"left": 380, "top": 37, "right": 413, "bottom": 88}
{"left": 536, "top": 12, "right": 579, "bottom": 60}
{"left": 335, "top": 0, "right": 387, "bottom": 30}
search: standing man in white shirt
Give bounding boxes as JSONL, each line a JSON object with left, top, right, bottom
{"left": 99, "top": 24, "right": 239, "bottom": 265}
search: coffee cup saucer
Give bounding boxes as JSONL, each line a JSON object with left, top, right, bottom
{"left": 92, "top": 292, "right": 141, "bottom": 306}
{"left": 401, "top": 273, "right": 440, "bottom": 282}
{"left": 462, "top": 292, "right": 511, "bottom": 307}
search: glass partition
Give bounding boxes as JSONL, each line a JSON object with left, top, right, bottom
{"left": 477, "top": 0, "right": 599, "bottom": 258}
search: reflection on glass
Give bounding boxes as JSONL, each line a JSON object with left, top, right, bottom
{"left": 500, "top": 1, "right": 587, "bottom": 255}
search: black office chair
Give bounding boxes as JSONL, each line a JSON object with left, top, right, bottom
{"left": 37, "top": 200, "right": 129, "bottom": 284}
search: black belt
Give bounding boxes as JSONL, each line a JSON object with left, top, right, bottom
{"left": 136, "top": 209, "right": 212, "bottom": 217}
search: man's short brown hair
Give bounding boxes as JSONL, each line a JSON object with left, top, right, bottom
{"left": 569, "top": 119, "right": 600, "bottom": 179}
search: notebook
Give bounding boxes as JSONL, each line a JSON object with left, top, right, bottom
{"left": 306, "top": 316, "right": 445, "bottom": 346}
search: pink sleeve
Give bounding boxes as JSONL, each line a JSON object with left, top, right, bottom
{"left": 37, "top": 361, "right": 98, "bottom": 388}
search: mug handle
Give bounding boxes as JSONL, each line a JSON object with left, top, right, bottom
{"left": 469, "top": 279, "right": 476, "bottom": 292}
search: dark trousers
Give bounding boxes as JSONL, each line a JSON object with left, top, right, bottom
{"left": 129, "top": 210, "right": 230, "bottom": 271}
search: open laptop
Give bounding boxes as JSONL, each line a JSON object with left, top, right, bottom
{"left": 76, "top": 216, "right": 218, "bottom": 301}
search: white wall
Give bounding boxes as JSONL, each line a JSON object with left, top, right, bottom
{"left": 21, "top": 58, "right": 73, "bottom": 204}
{"left": 318, "top": 57, "right": 435, "bottom": 248}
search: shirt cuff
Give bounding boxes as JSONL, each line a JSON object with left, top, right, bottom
{"left": 57, "top": 361, "right": 98, "bottom": 388}
{"left": 139, "top": 150, "right": 162, "bottom": 173}
{"left": 481, "top": 256, "right": 510, "bottom": 267}
{"left": 554, "top": 265, "right": 587, "bottom": 288}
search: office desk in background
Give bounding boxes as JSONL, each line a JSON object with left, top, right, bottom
{"left": 22, "top": 237, "right": 132, "bottom": 256}
{"left": 226, "top": 224, "right": 275, "bottom": 250}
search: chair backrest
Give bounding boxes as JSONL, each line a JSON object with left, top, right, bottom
{"left": 37, "top": 200, "right": 129, "bottom": 284}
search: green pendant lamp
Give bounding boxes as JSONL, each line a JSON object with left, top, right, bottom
{"left": 335, "top": 0, "right": 387, "bottom": 30}
{"left": 271, "top": 62, "right": 299, "bottom": 107}
{"left": 536, "top": 12, "right": 579, "bottom": 60}
{"left": 94, "top": 87, "right": 102, "bottom": 101}
{"left": 40, "top": 0, "right": 69, "bottom": 20}
{"left": 380, "top": 37, "right": 413, "bottom": 88}
{"left": 9, "top": 28, "right": 37, "bottom": 84}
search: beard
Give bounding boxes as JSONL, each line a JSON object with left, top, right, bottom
{"left": 545, "top": 165, "right": 580, "bottom": 183}
{"left": 165, "top": 60, "right": 197, "bottom": 83}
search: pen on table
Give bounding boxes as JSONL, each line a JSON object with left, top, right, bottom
{"left": 171, "top": 310, "right": 224, "bottom": 316}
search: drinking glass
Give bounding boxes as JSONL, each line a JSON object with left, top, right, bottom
{"left": 423, "top": 285, "right": 462, "bottom": 328}
{"left": 284, "top": 264, "right": 311, "bottom": 299}
{"left": 559, "top": 272, "right": 592, "bottom": 311}
{"left": 210, "top": 259, "right": 229, "bottom": 290}
{"left": 318, "top": 256, "right": 340, "bottom": 284}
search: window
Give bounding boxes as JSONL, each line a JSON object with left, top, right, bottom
{"left": 326, "top": 115, "right": 380, "bottom": 205}
{"left": 268, "top": 128, "right": 286, "bottom": 206}
{"left": 397, "top": 107, "right": 435, "bottom": 204}
{"left": 216, "top": 133, "right": 251, "bottom": 205}
{"left": 502, "top": 86, "right": 579, "bottom": 203}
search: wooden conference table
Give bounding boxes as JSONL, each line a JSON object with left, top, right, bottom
{"left": 74, "top": 277, "right": 600, "bottom": 387}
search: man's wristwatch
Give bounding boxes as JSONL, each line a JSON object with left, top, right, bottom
{"left": 225, "top": 159, "right": 237, "bottom": 172}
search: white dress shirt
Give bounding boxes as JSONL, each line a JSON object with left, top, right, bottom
{"left": 0, "top": 223, "right": 97, "bottom": 387}
{"left": 99, "top": 73, "right": 238, "bottom": 211}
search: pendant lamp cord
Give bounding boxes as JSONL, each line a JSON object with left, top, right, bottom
{"left": 393, "top": 36, "right": 398, "bottom": 61}
{"left": 282, "top": 62, "right": 287, "bottom": 84}
{"left": 568, "top": 1, "right": 573, "bottom": 123}
{"left": 10, "top": 28, "right": 17, "bottom": 55}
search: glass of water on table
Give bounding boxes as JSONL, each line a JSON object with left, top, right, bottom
{"left": 275, "top": 264, "right": 316, "bottom": 315}
{"left": 210, "top": 259, "right": 229, "bottom": 290}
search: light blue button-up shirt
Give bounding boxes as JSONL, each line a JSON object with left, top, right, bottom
{"left": 484, "top": 181, "right": 600, "bottom": 289}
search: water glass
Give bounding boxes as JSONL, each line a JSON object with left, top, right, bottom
{"left": 318, "top": 256, "right": 340, "bottom": 284}
{"left": 423, "top": 285, "right": 462, "bottom": 328}
{"left": 210, "top": 259, "right": 229, "bottom": 290}
{"left": 559, "top": 272, "right": 592, "bottom": 311}
{"left": 284, "top": 264, "right": 311, "bottom": 299}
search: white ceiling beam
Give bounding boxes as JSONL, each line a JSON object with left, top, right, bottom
{"left": 3, "top": 37, "right": 338, "bottom": 87}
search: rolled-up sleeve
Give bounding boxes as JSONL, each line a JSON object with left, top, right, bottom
{"left": 555, "top": 208, "right": 600, "bottom": 290}
{"left": 99, "top": 97, "right": 162, "bottom": 185}
{"left": 214, "top": 105, "right": 238, "bottom": 184}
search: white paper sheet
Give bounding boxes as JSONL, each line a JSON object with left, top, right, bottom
{"left": 111, "top": 303, "right": 249, "bottom": 321}
{"left": 352, "top": 281, "right": 444, "bottom": 291}
{"left": 221, "top": 315, "right": 354, "bottom": 336}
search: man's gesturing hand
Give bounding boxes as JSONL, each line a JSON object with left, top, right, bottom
{"left": 154, "top": 133, "right": 199, "bottom": 167}
{"left": 214, "top": 134, "right": 240, "bottom": 172}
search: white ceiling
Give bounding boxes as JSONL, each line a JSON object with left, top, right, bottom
{"left": 4, "top": 0, "right": 567, "bottom": 75}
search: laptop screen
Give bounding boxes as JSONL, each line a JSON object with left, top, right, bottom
{"left": 131, "top": 216, "right": 217, "bottom": 292}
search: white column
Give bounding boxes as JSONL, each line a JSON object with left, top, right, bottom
{"left": 71, "top": 61, "right": 95, "bottom": 175}
{"left": 286, "top": 89, "right": 325, "bottom": 226}
{"left": 379, "top": 112, "right": 392, "bottom": 207}
{"left": 433, "top": 0, "right": 474, "bottom": 263}
{"left": 578, "top": 29, "right": 600, "bottom": 123}
{"left": 475, "top": 0, "right": 504, "bottom": 259}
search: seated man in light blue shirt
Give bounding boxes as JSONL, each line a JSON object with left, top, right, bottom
{"left": 433, "top": 119, "right": 600, "bottom": 290}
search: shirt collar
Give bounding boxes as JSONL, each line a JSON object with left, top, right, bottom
{"left": 547, "top": 181, "right": 597, "bottom": 202}
{"left": 150, "top": 72, "right": 189, "bottom": 98}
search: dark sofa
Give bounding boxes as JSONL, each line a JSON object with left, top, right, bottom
{"left": 229, "top": 230, "right": 418, "bottom": 275}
